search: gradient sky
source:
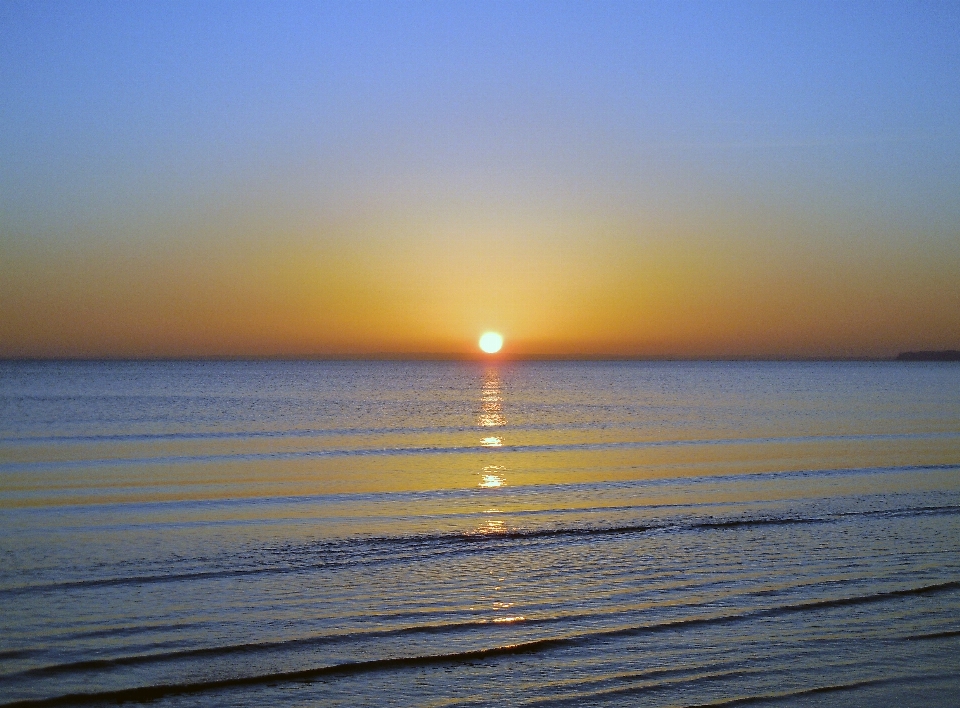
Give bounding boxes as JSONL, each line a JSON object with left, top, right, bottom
{"left": 2, "top": 0, "right": 959, "bottom": 358}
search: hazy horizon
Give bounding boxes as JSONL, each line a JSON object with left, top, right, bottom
{"left": 2, "top": 351, "right": 956, "bottom": 364}
{"left": 3, "top": 1, "right": 959, "bottom": 359}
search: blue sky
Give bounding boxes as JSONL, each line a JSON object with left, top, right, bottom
{"left": 2, "top": 1, "right": 959, "bottom": 356}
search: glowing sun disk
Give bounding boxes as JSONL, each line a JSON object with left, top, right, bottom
{"left": 479, "top": 332, "right": 503, "bottom": 354}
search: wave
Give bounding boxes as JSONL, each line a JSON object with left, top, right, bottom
{"left": 7, "top": 466, "right": 959, "bottom": 524}
{"left": 688, "top": 678, "right": 891, "bottom": 707}
{"left": 902, "top": 629, "right": 960, "bottom": 641}
{"left": 3, "top": 432, "right": 958, "bottom": 473}
{"left": 856, "top": 504, "right": 960, "bottom": 519}
{"left": 4, "top": 579, "right": 957, "bottom": 706}
{"left": 496, "top": 664, "right": 777, "bottom": 708}
{"left": 0, "top": 523, "right": 655, "bottom": 597}
{"left": 690, "top": 517, "right": 821, "bottom": 530}
{"left": 0, "top": 513, "right": 864, "bottom": 598}
{"left": 0, "top": 650, "right": 35, "bottom": 662}
{"left": 564, "top": 580, "right": 960, "bottom": 644}
{"left": 0, "top": 640, "right": 573, "bottom": 708}
{"left": 5, "top": 500, "right": 959, "bottom": 597}
{"left": 4, "top": 425, "right": 956, "bottom": 448}
{"left": 47, "top": 621, "right": 213, "bottom": 642}
{"left": 509, "top": 655, "right": 939, "bottom": 708}
{"left": 687, "top": 671, "right": 957, "bottom": 707}
{"left": 7, "top": 615, "right": 552, "bottom": 680}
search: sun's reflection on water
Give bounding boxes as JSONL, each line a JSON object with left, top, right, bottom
{"left": 479, "top": 465, "right": 505, "bottom": 488}
{"left": 471, "top": 370, "right": 523, "bottom": 622}
{"left": 477, "top": 368, "right": 505, "bottom": 428}
{"left": 478, "top": 517, "right": 506, "bottom": 534}
{"left": 468, "top": 509, "right": 527, "bottom": 623}
{"left": 478, "top": 368, "right": 506, "bottom": 452}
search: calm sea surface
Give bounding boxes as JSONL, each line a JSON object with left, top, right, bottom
{"left": 1, "top": 361, "right": 959, "bottom": 707}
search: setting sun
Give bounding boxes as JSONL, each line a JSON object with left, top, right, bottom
{"left": 479, "top": 332, "right": 503, "bottom": 354}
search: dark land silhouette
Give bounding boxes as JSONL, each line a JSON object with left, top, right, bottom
{"left": 897, "top": 350, "right": 960, "bottom": 361}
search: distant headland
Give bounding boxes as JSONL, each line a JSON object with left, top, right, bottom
{"left": 896, "top": 350, "right": 960, "bottom": 361}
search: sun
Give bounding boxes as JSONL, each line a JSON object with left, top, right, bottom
{"left": 479, "top": 332, "right": 503, "bottom": 354}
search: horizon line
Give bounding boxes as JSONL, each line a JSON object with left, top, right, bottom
{"left": 2, "top": 352, "right": 957, "bottom": 364}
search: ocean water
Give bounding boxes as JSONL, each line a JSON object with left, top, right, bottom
{"left": 1, "top": 360, "right": 959, "bottom": 707}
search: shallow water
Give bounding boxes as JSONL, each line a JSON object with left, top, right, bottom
{"left": 1, "top": 361, "right": 959, "bottom": 706}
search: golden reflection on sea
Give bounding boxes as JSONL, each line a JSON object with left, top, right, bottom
{"left": 479, "top": 465, "right": 506, "bottom": 488}
{"left": 478, "top": 367, "right": 506, "bottom": 452}
{"left": 477, "top": 517, "right": 506, "bottom": 534}
{"left": 478, "top": 368, "right": 505, "bottom": 428}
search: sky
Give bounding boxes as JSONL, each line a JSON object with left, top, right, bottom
{"left": 2, "top": 0, "right": 959, "bottom": 358}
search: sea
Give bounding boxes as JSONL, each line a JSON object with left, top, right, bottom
{"left": 1, "top": 360, "right": 959, "bottom": 707}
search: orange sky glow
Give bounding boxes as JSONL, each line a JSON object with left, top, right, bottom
{"left": 2, "top": 3, "right": 959, "bottom": 359}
